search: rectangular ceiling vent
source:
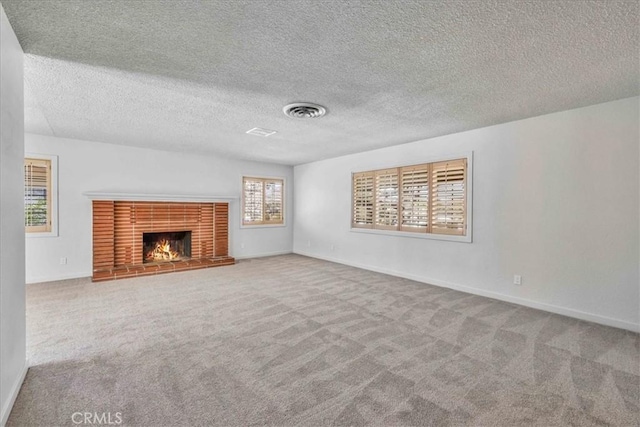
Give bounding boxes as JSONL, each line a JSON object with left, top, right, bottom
{"left": 246, "top": 127, "right": 277, "bottom": 137}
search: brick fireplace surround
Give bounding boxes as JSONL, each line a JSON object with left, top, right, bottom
{"left": 92, "top": 200, "right": 235, "bottom": 282}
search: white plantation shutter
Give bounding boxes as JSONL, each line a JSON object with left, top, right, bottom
{"left": 375, "top": 168, "right": 399, "bottom": 230}
{"left": 25, "top": 158, "right": 52, "bottom": 232}
{"left": 243, "top": 178, "right": 264, "bottom": 224}
{"left": 400, "top": 165, "right": 429, "bottom": 232}
{"left": 351, "top": 157, "right": 468, "bottom": 237}
{"left": 352, "top": 172, "right": 375, "bottom": 228}
{"left": 430, "top": 158, "right": 466, "bottom": 235}
{"left": 264, "top": 180, "right": 283, "bottom": 222}
{"left": 242, "top": 177, "right": 284, "bottom": 225}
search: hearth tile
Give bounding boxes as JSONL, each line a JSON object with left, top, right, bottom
{"left": 128, "top": 265, "right": 146, "bottom": 275}
{"left": 114, "top": 271, "right": 136, "bottom": 279}
{"left": 92, "top": 270, "right": 114, "bottom": 282}
{"left": 92, "top": 269, "right": 112, "bottom": 276}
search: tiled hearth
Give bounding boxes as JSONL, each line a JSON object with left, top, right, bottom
{"left": 92, "top": 201, "right": 234, "bottom": 282}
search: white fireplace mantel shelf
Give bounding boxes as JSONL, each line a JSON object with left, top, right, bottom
{"left": 83, "top": 191, "right": 238, "bottom": 203}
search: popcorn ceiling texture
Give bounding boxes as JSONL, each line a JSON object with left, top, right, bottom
{"left": 3, "top": 0, "right": 639, "bottom": 165}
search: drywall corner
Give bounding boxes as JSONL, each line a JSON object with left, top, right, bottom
{"left": 0, "top": 4, "right": 27, "bottom": 424}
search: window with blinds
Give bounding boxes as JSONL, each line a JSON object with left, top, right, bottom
{"left": 375, "top": 169, "right": 399, "bottom": 230}
{"left": 400, "top": 164, "right": 430, "bottom": 232}
{"left": 352, "top": 157, "right": 468, "bottom": 237}
{"left": 25, "top": 157, "right": 52, "bottom": 233}
{"left": 242, "top": 177, "right": 284, "bottom": 226}
{"left": 352, "top": 172, "right": 374, "bottom": 227}
{"left": 431, "top": 159, "right": 466, "bottom": 235}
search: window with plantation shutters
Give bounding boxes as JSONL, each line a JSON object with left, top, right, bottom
{"left": 243, "top": 178, "right": 263, "bottom": 223}
{"left": 242, "top": 176, "right": 284, "bottom": 226}
{"left": 400, "top": 164, "right": 430, "bottom": 232}
{"left": 431, "top": 159, "right": 466, "bottom": 235}
{"left": 351, "top": 156, "right": 469, "bottom": 239}
{"left": 265, "top": 180, "right": 283, "bottom": 222}
{"left": 375, "top": 169, "right": 399, "bottom": 229}
{"left": 25, "top": 158, "right": 52, "bottom": 233}
{"left": 352, "top": 172, "right": 374, "bottom": 227}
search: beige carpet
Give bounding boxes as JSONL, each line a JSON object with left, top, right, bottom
{"left": 8, "top": 254, "right": 639, "bottom": 426}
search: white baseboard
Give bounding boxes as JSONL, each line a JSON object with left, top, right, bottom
{"left": 294, "top": 250, "right": 640, "bottom": 333}
{"left": 26, "top": 271, "right": 92, "bottom": 284}
{"left": 234, "top": 250, "right": 293, "bottom": 260}
{"left": 1, "top": 359, "right": 28, "bottom": 427}
{"left": 25, "top": 252, "right": 293, "bottom": 283}
{"left": 26, "top": 250, "right": 292, "bottom": 284}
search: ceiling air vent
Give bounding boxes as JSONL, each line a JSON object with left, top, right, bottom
{"left": 246, "top": 127, "right": 277, "bottom": 137}
{"left": 283, "top": 102, "right": 327, "bottom": 119}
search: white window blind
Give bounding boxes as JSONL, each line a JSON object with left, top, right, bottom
{"left": 243, "top": 178, "right": 263, "bottom": 223}
{"left": 351, "top": 157, "right": 467, "bottom": 237}
{"left": 400, "top": 164, "right": 430, "bottom": 232}
{"left": 25, "top": 157, "right": 52, "bottom": 233}
{"left": 375, "top": 169, "right": 399, "bottom": 230}
{"left": 264, "top": 180, "right": 283, "bottom": 222}
{"left": 431, "top": 159, "right": 466, "bottom": 236}
{"left": 242, "top": 177, "right": 284, "bottom": 226}
{"left": 352, "top": 172, "right": 375, "bottom": 227}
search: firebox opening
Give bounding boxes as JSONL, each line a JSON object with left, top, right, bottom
{"left": 143, "top": 231, "right": 192, "bottom": 263}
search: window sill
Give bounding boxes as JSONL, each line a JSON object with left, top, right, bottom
{"left": 240, "top": 223, "right": 287, "bottom": 229}
{"left": 350, "top": 227, "right": 472, "bottom": 243}
{"left": 26, "top": 230, "right": 58, "bottom": 238}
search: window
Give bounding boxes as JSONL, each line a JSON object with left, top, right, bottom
{"left": 242, "top": 176, "right": 284, "bottom": 226}
{"left": 25, "top": 157, "right": 51, "bottom": 233}
{"left": 375, "top": 168, "right": 399, "bottom": 230}
{"left": 24, "top": 154, "right": 58, "bottom": 236}
{"left": 352, "top": 157, "right": 469, "bottom": 238}
{"left": 352, "top": 172, "right": 374, "bottom": 227}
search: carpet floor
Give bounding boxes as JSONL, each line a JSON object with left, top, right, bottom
{"left": 7, "top": 254, "right": 639, "bottom": 426}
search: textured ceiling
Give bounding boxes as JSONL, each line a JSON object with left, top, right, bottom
{"left": 3, "top": 0, "right": 639, "bottom": 165}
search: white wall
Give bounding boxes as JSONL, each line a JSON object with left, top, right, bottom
{"left": 25, "top": 134, "right": 293, "bottom": 283}
{"left": 294, "top": 97, "right": 640, "bottom": 331}
{"left": 0, "top": 5, "right": 27, "bottom": 425}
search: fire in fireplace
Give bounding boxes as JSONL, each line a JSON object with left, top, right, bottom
{"left": 143, "top": 231, "right": 192, "bottom": 263}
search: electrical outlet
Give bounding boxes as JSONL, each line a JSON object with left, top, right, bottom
{"left": 240, "top": 243, "right": 245, "bottom": 249}
{"left": 513, "top": 275, "right": 522, "bottom": 285}
{"left": 307, "top": 240, "right": 311, "bottom": 247}
{"left": 330, "top": 244, "right": 335, "bottom": 251}
{"left": 60, "top": 257, "right": 67, "bottom": 265}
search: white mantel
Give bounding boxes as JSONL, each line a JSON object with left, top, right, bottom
{"left": 83, "top": 191, "right": 238, "bottom": 203}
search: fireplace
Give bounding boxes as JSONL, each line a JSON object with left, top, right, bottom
{"left": 92, "top": 201, "right": 234, "bottom": 281}
{"left": 143, "top": 231, "right": 191, "bottom": 263}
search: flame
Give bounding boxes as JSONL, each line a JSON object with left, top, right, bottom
{"left": 146, "top": 239, "right": 179, "bottom": 261}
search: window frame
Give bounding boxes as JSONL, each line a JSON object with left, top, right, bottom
{"left": 240, "top": 175, "right": 286, "bottom": 228}
{"left": 25, "top": 153, "right": 59, "bottom": 237}
{"left": 351, "top": 152, "right": 473, "bottom": 243}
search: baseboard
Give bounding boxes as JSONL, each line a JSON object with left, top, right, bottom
{"left": 294, "top": 250, "right": 640, "bottom": 333}
{"left": 234, "top": 250, "right": 293, "bottom": 260}
{"left": 25, "top": 252, "right": 295, "bottom": 282}
{"left": 1, "top": 359, "right": 28, "bottom": 427}
{"left": 26, "top": 271, "right": 92, "bottom": 284}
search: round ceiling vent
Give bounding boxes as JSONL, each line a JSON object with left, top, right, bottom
{"left": 283, "top": 102, "right": 327, "bottom": 119}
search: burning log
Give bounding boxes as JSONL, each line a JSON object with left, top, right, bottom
{"left": 146, "top": 239, "right": 179, "bottom": 261}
